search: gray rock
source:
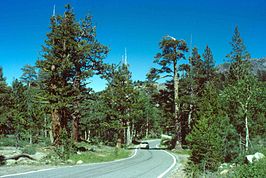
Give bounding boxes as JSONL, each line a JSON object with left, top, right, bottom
{"left": 246, "top": 152, "right": 265, "bottom": 163}
{"left": 33, "top": 152, "right": 47, "bottom": 160}
{"left": 254, "top": 152, "right": 265, "bottom": 160}
{"left": 0, "top": 147, "right": 22, "bottom": 157}
{"left": 219, "top": 163, "right": 228, "bottom": 169}
{"left": 17, "top": 158, "right": 37, "bottom": 165}
{"left": 76, "top": 160, "right": 83, "bottom": 164}
{"left": 66, "top": 159, "right": 75, "bottom": 164}
{"left": 6, "top": 159, "right": 16, "bottom": 166}
{"left": 220, "top": 169, "right": 229, "bottom": 175}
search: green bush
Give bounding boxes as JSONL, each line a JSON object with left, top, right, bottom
{"left": 232, "top": 158, "right": 266, "bottom": 177}
{"left": 184, "top": 160, "right": 202, "bottom": 177}
{"left": 0, "top": 136, "right": 29, "bottom": 147}
{"left": 54, "top": 129, "right": 75, "bottom": 161}
{"left": 22, "top": 145, "right": 36, "bottom": 155}
{"left": 0, "top": 137, "right": 16, "bottom": 146}
{"left": 69, "top": 147, "right": 130, "bottom": 163}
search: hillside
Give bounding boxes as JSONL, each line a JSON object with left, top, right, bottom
{"left": 217, "top": 57, "right": 266, "bottom": 75}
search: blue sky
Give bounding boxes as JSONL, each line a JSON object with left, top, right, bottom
{"left": 0, "top": 0, "right": 265, "bottom": 91}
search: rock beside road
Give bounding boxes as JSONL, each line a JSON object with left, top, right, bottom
{"left": 246, "top": 152, "right": 265, "bottom": 164}
{"left": 76, "top": 160, "right": 83, "bottom": 164}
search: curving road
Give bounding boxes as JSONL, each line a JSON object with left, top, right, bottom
{"left": 1, "top": 140, "right": 176, "bottom": 178}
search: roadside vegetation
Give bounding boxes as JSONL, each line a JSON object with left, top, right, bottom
{"left": 69, "top": 146, "right": 131, "bottom": 164}
{"left": 0, "top": 3, "right": 265, "bottom": 177}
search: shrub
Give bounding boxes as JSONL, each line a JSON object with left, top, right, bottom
{"left": 22, "top": 145, "right": 36, "bottom": 155}
{"left": 54, "top": 129, "right": 75, "bottom": 161}
{"left": 232, "top": 157, "right": 266, "bottom": 177}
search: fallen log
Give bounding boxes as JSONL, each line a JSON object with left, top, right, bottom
{"left": 0, "top": 154, "right": 35, "bottom": 165}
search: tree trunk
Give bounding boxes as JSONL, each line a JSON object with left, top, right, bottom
{"left": 49, "top": 129, "right": 54, "bottom": 144}
{"left": 173, "top": 60, "right": 179, "bottom": 121}
{"left": 84, "top": 130, "right": 87, "bottom": 141}
{"left": 146, "top": 117, "right": 149, "bottom": 138}
{"left": 87, "top": 129, "right": 90, "bottom": 141}
{"left": 116, "top": 130, "right": 123, "bottom": 148}
{"left": 51, "top": 109, "right": 61, "bottom": 145}
{"left": 44, "top": 115, "right": 47, "bottom": 138}
{"left": 245, "top": 113, "right": 249, "bottom": 151}
{"left": 173, "top": 59, "right": 180, "bottom": 143}
{"left": 29, "top": 133, "right": 32, "bottom": 144}
{"left": 126, "top": 121, "right": 131, "bottom": 145}
{"left": 188, "top": 104, "right": 193, "bottom": 130}
{"left": 72, "top": 114, "right": 80, "bottom": 142}
{"left": 72, "top": 71, "right": 81, "bottom": 142}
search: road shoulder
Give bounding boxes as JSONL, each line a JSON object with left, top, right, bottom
{"left": 168, "top": 153, "right": 189, "bottom": 178}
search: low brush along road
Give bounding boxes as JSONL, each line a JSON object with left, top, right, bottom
{"left": 1, "top": 139, "right": 176, "bottom": 178}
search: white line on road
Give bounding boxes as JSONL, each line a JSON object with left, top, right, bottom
{"left": 0, "top": 168, "right": 56, "bottom": 178}
{"left": 0, "top": 149, "right": 138, "bottom": 177}
{"left": 156, "top": 144, "right": 177, "bottom": 178}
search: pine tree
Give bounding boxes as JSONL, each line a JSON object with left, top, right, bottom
{"left": 187, "top": 83, "right": 238, "bottom": 171}
{"left": 222, "top": 75, "right": 260, "bottom": 151}
{"left": 131, "top": 88, "right": 162, "bottom": 139}
{"left": 10, "top": 79, "right": 27, "bottom": 146}
{"left": 103, "top": 63, "right": 135, "bottom": 146}
{"left": 20, "top": 65, "right": 39, "bottom": 144}
{"left": 36, "top": 5, "right": 108, "bottom": 144}
{"left": 20, "top": 65, "right": 37, "bottom": 87}
{"left": 37, "top": 10, "right": 72, "bottom": 145}
{"left": 0, "top": 67, "right": 12, "bottom": 134}
{"left": 223, "top": 26, "right": 255, "bottom": 151}
{"left": 68, "top": 10, "right": 108, "bottom": 142}
{"left": 152, "top": 36, "right": 188, "bottom": 145}
{"left": 227, "top": 26, "right": 250, "bottom": 62}
{"left": 202, "top": 45, "right": 215, "bottom": 81}
{"left": 226, "top": 26, "right": 251, "bottom": 82}
{"left": 179, "top": 48, "right": 204, "bottom": 142}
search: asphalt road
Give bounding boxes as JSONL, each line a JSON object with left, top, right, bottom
{"left": 1, "top": 140, "right": 176, "bottom": 178}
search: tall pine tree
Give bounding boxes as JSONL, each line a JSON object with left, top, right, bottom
{"left": 37, "top": 5, "right": 108, "bottom": 145}
{"left": 226, "top": 26, "right": 251, "bottom": 82}
{"left": 152, "top": 36, "right": 188, "bottom": 146}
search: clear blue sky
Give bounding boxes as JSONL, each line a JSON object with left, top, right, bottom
{"left": 0, "top": 0, "right": 265, "bottom": 91}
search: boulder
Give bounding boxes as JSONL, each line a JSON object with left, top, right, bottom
{"left": 219, "top": 163, "right": 228, "bottom": 169}
{"left": 230, "top": 163, "right": 236, "bottom": 168}
{"left": 33, "top": 152, "right": 47, "bottom": 160}
{"left": 246, "top": 155, "right": 254, "bottom": 163}
{"left": 6, "top": 159, "right": 16, "bottom": 166}
{"left": 220, "top": 169, "right": 229, "bottom": 175}
{"left": 66, "top": 159, "right": 75, "bottom": 164}
{"left": 76, "top": 160, "right": 83, "bottom": 164}
{"left": 246, "top": 152, "right": 265, "bottom": 163}
{"left": 254, "top": 152, "right": 265, "bottom": 160}
{"left": 17, "top": 158, "right": 37, "bottom": 165}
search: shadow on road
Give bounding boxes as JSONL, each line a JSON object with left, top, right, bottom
{"left": 127, "top": 147, "right": 168, "bottom": 150}
{"left": 148, "top": 147, "right": 168, "bottom": 150}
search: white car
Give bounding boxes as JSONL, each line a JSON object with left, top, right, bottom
{"left": 139, "top": 142, "right": 149, "bottom": 149}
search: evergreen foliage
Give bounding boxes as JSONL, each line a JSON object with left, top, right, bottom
{"left": 0, "top": 67, "right": 12, "bottom": 135}
{"left": 152, "top": 36, "right": 188, "bottom": 147}
{"left": 36, "top": 4, "right": 108, "bottom": 145}
{"left": 202, "top": 45, "right": 215, "bottom": 81}
{"left": 227, "top": 26, "right": 251, "bottom": 82}
{"left": 0, "top": 5, "right": 265, "bottom": 177}
{"left": 187, "top": 83, "right": 238, "bottom": 171}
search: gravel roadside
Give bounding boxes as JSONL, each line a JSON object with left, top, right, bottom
{"left": 168, "top": 153, "right": 189, "bottom": 178}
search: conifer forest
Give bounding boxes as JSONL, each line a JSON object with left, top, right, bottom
{"left": 0, "top": 4, "right": 265, "bottom": 177}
